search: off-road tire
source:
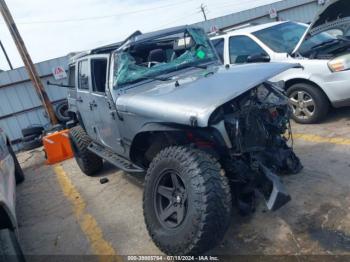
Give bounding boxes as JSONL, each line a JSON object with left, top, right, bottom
{"left": 69, "top": 125, "right": 103, "bottom": 176}
{"left": 55, "top": 101, "right": 71, "bottom": 123}
{"left": 22, "top": 139, "right": 42, "bottom": 151}
{"left": 143, "top": 146, "right": 232, "bottom": 255}
{"left": 21, "top": 126, "right": 43, "bottom": 137}
{"left": 0, "top": 229, "right": 25, "bottom": 262}
{"left": 287, "top": 83, "right": 329, "bottom": 124}
{"left": 7, "top": 144, "right": 25, "bottom": 184}
{"left": 22, "top": 134, "right": 38, "bottom": 143}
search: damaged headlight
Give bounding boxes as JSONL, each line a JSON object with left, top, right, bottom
{"left": 255, "top": 84, "right": 287, "bottom": 105}
{"left": 328, "top": 54, "right": 350, "bottom": 72}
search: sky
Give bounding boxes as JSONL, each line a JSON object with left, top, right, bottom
{"left": 0, "top": 0, "right": 278, "bottom": 70}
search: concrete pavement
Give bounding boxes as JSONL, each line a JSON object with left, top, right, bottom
{"left": 15, "top": 107, "right": 350, "bottom": 257}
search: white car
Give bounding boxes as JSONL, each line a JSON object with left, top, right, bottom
{"left": 211, "top": 0, "right": 350, "bottom": 124}
{"left": 0, "top": 128, "right": 25, "bottom": 261}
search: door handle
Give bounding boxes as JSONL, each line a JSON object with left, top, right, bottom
{"left": 77, "top": 97, "right": 83, "bottom": 103}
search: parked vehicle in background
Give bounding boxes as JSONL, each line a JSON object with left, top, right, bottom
{"left": 0, "top": 128, "right": 25, "bottom": 262}
{"left": 211, "top": 0, "right": 350, "bottom": 124}
{"left": 67, "top": 25, "right": 302, "bottom": 255}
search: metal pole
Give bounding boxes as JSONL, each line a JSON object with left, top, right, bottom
{"left": 200, "top": 4, "right": 207, "bottom": 21}
{"left": 0, "top": 0, "right": 58, "bottom": 125}
{"left": 0, "top": 40, "right": 13, "bottom": 70}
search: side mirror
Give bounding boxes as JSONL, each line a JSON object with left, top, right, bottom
{"left": 247, "top": 53, "right": 271, "bottom": 63}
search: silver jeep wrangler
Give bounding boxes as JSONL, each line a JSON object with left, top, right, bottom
{"left": 66, "top": 26, "right": 302, "bottom": 255}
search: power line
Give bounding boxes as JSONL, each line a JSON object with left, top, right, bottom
{"left": 208, "top": 0, "right": 278, "bottom": 15}
{"left": 0, "top": 40, "right": 13, "bottom": 69}
{"left": 0, "top": 0, "right": 198, "bottom": 25}
{"left": 154, "top": 11, "right": 200, "bottom": 30}
{"left": 0, "top": 0, "right": 58, "bottom": 124}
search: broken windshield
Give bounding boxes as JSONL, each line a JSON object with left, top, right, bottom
{"left": 113, "top": 28, "right": 218, "bottom": 87}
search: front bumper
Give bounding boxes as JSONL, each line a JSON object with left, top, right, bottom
{"left": 258, "top": 164, "right": 291, "bottom": 211}
{"left": 314, "top": 70, "right": 350, "bottom": 107}
{"left": 332, "top": 97, "right": 350, "bottom": 108}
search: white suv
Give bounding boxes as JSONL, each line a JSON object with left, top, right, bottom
{"left": 211, "top": 0, "right": 350, "bottom": 124}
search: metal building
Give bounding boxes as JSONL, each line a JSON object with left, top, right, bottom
{"left": 0, "top": 56, "right": 69, "bottom": 150}
{"left": 194, "top": 0, "right": 322, "bottom": 32}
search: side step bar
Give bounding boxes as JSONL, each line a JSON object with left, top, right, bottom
{"left": 88, "top": 143, "right": 145, "bottom": 173}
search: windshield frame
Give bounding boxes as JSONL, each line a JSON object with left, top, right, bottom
{"left": 112, "top": 27, "right": 220, "bottom": 88}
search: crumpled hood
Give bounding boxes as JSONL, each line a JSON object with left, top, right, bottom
{"left": 294, "top": 0, "right": 350, "bottom": 53}
{"left": 116, "top": 63, "right": 298, "bottom": 127}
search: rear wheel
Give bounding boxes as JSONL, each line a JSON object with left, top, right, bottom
{"left": 0, "top": 229, "right": 25, "bottom": 262}
{"left": 69, "top": 126, "right": 103, "bottom": 176}
{"left": 143, "top": 146, "right": 232, "bottom": 255}
{"left": 287, "top": 83, "right": 329, "bottom": 124}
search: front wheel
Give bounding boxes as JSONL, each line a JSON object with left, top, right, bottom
{"left": 143, "top": 146, "right": 232, "bottom": 255}
{"left": 287, "top": 83, "right": 329, "bottom": 124}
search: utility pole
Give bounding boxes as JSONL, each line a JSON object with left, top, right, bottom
{"left": 200, "top": 4, "right": 207, "bottom": 21}
{"left": 0, "top": 40, "right": 13, "bottom": 70}
{"left": 0, "top": 0, "right": 58, "bottom": 125}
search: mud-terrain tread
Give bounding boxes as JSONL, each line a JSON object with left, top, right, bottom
{"left": 69, "top": 125, "right": 103, "bottom": 176}
{"left": 143, "top": 146, "right": 232, "bottom": 255}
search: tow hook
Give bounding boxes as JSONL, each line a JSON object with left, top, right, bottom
{"left": 258, "top": 164, "right": 291, "bottom": 211}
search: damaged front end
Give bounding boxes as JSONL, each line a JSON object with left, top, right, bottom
{"left": 210, "top": 82, "right": 303, "bottom": 212}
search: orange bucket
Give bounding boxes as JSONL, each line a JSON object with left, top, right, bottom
{"left": 43, "top": 129, "right": 74, "bottom": 165}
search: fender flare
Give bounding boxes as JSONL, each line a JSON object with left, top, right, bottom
{"left": 137, "top": 122, "right": 183, "bottom": 133}
{"left": 129, "top": 122, "right": 184, "bottom": 148}
{"left": 0, "top": 202, "right": 16, "bottom": 231}
{"left": 128, "top": 122, "right": 184, "bottom": 164}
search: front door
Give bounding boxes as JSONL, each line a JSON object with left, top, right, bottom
{"left": 228, "top": 35, "right": 269, "bottom": 64}
{"left": 89, "top": 55, "right": 124, "bottom": 155}
{"left": 76, "top": 59, "right": 97, "bottom": 140}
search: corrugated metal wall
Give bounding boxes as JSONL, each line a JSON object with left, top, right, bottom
{"left": 194, "top": 0, "right": 320, "bottom": 32}
{"left": 0, "top": 56, "right": 69, "bottom": 150}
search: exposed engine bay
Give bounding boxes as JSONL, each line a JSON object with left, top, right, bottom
{"left": 210, "top": 82, "right": 303, "bottom": 213}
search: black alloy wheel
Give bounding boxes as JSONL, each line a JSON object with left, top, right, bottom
{"left": 154, "top": 169, "right": 188, "bottom": 228}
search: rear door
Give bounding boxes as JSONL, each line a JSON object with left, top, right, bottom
{"left": 90, "top": 55, "right": 124, "bottom": 154}
{"left": 76, "top": 59, "right": 97, "bottom": 140}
